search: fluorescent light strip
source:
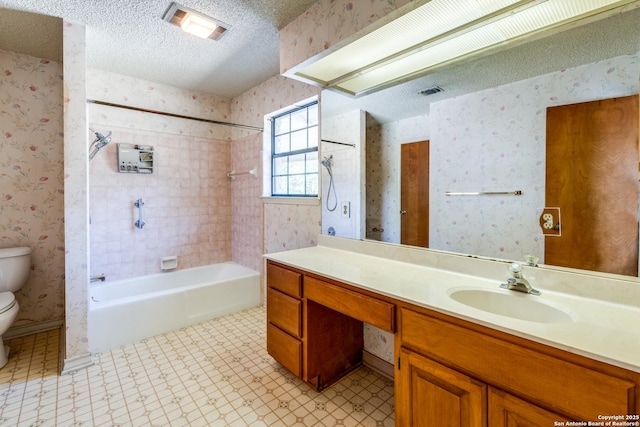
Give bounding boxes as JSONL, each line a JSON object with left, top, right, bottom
{"left": 298, "top": 0, "right": 527, "bottom": 83}
{"left": 295, "top": 0, "right": 635, "bottom": 96}
{"left": 337, "top": 0, "right": 634, "bottom": 94}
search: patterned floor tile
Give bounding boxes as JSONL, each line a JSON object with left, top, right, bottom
{"left": 0, "top": 307, "right": 394, "bottom": 426}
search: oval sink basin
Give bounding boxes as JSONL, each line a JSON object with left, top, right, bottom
{"left": 449, "top": 289, "right": 572, "bottom": 324}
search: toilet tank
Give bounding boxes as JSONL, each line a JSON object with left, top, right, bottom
{"left": 0, "top": 247, "right": 32, "bottom": 292}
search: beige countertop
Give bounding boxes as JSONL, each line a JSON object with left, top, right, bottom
{"left": 265, "top": 236, "right": 640, "bottom": 373}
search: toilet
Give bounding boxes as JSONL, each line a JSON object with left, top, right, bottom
{"left": 0, "top": 247, "right": 32, "bottom": 368}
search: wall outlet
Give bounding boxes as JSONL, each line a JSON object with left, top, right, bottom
{"left": 341, "top": 201, "right": 350, "bottom": 218}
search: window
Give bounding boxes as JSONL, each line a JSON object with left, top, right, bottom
{"left": 271, "top": 102, "right": 319, "bottom": 197}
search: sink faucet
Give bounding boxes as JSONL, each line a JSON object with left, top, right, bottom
{"left": 500, "top": 263, "right": 541, "bottom": 296}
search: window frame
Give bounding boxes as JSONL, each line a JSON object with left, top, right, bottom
{"left": 270, "top": 101, "right": 319, "bottom": 197}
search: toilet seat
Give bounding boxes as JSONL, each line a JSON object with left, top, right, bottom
{"left": 0, "top": 293, "right": 16, "bottom": 315}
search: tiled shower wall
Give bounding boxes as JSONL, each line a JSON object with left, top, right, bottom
{"left": 87, "top": 69, "right": 234, "bottom": 281}
{"left": 230, "top": 132, "right": 263, "bottom": 273}
{"left": 89, "top": 129, "right": 232, "bottom": 281}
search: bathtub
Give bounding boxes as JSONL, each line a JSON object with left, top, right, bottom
{"left": 88, "top": 262, "right": 260, "bottom": 353}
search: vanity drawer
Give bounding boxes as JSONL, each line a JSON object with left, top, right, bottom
{"left": 267, "top": 323, "right": 302, "bottom": 377}
{"left": 267, "top": 262, "right": 302, "bottom": 298}
{"left": 304, "top": 276, "right": 395, "bottom": 333}
{"left": 400, "top": 308, "right": 636, "bottom": 420}
{"left": 267, "top": 288, "right": 302, "bottom": 338}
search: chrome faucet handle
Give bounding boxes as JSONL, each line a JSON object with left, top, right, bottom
{"left": 501, "top": 263, "right": 541, "bottom": 296}
{"left": 508, "top": 262, "right": 524, "bottom": 277}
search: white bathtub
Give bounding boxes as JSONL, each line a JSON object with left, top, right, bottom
{"left": 88, "top": 262, "right": 260, "bottom": 353}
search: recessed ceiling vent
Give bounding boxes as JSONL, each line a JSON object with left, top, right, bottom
{"left": 162, "top": 2, "right": 231, "bottom": 41}
{"left": 418, "top": 86, "right": 443, "bottom": 96}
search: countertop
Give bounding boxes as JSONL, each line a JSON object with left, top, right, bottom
{"left": 265, "top": 236, "right": 640, "bottom": 373}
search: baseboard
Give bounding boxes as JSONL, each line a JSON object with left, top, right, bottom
{"left": 4, "top": 319, "right": 64, "bottom": 339}
{"left": 362, "top": 350, "right": 394, "bottom": 380}
{"left": 61, "top": 352, "right": 94, "bottom": 375}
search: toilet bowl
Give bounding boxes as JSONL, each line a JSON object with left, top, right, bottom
{"left": 0, "top": 247, "right": 32, "bottom": 368}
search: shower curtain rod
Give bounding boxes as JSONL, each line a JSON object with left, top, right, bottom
{"left": 321, "top": 139, "right": 356, "bottom": 148}
{"left": 86, "top": 99, "right": 264, "bottom": 132}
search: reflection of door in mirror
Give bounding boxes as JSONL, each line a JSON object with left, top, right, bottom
{"left": 401, "top": 141, "right": 429, "bottom": 248}
{"left": 545, "top": 95, "right": 639, "bottom": 276}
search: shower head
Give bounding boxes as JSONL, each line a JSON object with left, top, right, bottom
{"left": 321, "top": 155, "right": 333, "bottom": 170}
{"left": 89, "top": 130, "right": 112, "bottom": 161}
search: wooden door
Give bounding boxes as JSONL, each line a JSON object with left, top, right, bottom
{"left": 488, "top": 387, "right": 565, "bottom": 427}
{"left": 396, "top": 347, "right": 486, "bottom": 427}
{"left": 545, "top": 96, "right": 639, "bottom": 276}
{"left": 401, "top": 140, "right": 430, "bottom": 247}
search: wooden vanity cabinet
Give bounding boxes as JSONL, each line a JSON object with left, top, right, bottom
{"left": 267, "top": 259, "right": 640, "bottom": 424}
{"left": 397, "top": 346, "right": 487, "bottom": 426}
{"left": 396, "top": 307, "right": 639, "bottom": 426}
{"left": 488, "top": 387, "right": 566, "bottom": 427}
{"left": 266, "top": 262, "right": 303, "bottom": 377}
{"left": 266, "top": 260, "right": 387, "bottom": 389}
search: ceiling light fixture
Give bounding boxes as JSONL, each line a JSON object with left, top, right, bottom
{"left": 162, "top": 2, "right": 231, "bottom": 41}
{"left": 290, "top": 0, "right": 638, "bottom": 97}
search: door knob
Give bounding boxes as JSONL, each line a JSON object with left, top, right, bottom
{"left": 400, "top": 210, "right": 407, "bottom": 215}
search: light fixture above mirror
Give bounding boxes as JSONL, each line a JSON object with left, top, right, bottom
{"left": 162, "top": 2, "right": 231, "bottom": 41}
{"left": 292, "top": 0, "right": 638, "bottom": 97}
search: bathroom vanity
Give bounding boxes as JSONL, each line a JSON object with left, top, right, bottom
{"left": 265, "top": 236, "right": 640, "bottom": 425}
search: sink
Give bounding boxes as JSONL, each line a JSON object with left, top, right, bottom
{"left": 448, "top": 288, "right": 572, "bottom": 324}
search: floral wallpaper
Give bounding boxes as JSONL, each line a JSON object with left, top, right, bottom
{"left": 87, "top": 69, "right": 231, "bottom": 140}
{"left": 280, "top": 0, "right": 412, "bottom": 74}
{"left": 231, "top": 74, "right": 320, "bottom": 139}
{"left": 429, "top": 53, "right": 639, "bottom": 262}
{"left": 0, "top": 49, "right": 65, "bottom": 329}
{"left": 364, "top": 53, "right": 639, "bottom": 263}
{"left": 231, "top": 75, "right": 321, "bottom": 253}
{"left": 231, "top": 73, "right": 321, "bottom": 303}
{"left": 366, "top": 114, "right": 430, "bottom": 244}
{"left": 263, "top": 203, "right": 320, "bottom": 255}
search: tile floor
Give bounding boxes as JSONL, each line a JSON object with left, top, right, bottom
{"left": 0, "top": 307, "right": 395, "bottom": 426}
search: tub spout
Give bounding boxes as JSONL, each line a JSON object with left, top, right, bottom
{"left": 90, "top": 274, "right": 106, "bottom": 283}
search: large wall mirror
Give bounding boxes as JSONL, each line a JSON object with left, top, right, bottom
{"left": 320, "top": 7, "right": 640, "bottom": 279}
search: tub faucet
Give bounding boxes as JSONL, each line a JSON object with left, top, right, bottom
{"left": 90, "top": 274, "right": 106, "bottom": 283}
{"left": 500, "top": 263, "right": 541, "bottom": 295}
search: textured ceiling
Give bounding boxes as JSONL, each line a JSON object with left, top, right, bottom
{"left": 0, "top": 0, "right": 317, "bottom": 98}
{"left": 1, "top": 1, "right": 638, "bottom": 112}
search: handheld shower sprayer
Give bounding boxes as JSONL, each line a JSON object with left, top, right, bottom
{"left": 322, "top": 155, "right": 337, "bottom": 212}
{"left": 89, "top": 129, "right": 112, "bottom": 161}
{"left": 321, "top": 156, "right": 331, "bottom": 170}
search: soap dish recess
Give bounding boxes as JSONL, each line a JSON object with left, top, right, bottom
{"left": 160, "top": 256, "right": 178, "bottom": 271}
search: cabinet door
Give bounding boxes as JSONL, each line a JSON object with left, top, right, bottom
{"left": 489, "top": 387, "right": 565, "bottom": 427}
{"left": 397, "top": 347, "right": 486, "bottom": 427}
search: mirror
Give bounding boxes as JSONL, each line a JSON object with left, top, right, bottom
{"left": 320, "top": 8, "right": 640, "bottom": 277}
